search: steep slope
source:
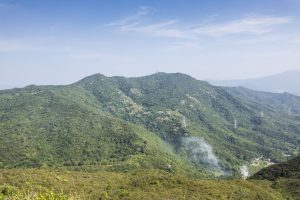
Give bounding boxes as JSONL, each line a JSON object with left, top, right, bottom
{"left": 210, "top": 70, "right": 300, "bottom": 95}
{"left": 75, "top": 73, "right": 300, "bottom": 174}
{"left": 0, "top": 84, "right": 208, "bottom": 177}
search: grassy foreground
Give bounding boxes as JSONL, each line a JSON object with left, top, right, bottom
{"left": 0, "top": 168, "right": 284, "bottom": 200}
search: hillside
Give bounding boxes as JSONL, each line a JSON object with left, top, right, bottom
{"left": 251, "top": 155, "right": 300, "bottom": 199}
{"left": 0, "top": 73, "right": 300, "bottom": 177}
{"left": 225, "top": 86, "right": 300, "bottom": 116}
{"left": 75, "top": 73, "right": 300, "bottom": 168}
{"left": 210, "top": 70, "right": 300, "bottom": 95}
{"left": 251, "top": 155, "right": 300, "bottom": 180}
{"left": 0, "top": 84, "right": 210, "bottom": 177}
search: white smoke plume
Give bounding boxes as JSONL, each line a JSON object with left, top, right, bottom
{"left": 181, "top": 136, "right": 223, "bottom": 173}
{"left": 240, "top": 165, "right": 249, "bottom": 179}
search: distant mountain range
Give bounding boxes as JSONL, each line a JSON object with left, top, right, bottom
{"left": 210, "top": 70, "right": 300, "bottom": 95}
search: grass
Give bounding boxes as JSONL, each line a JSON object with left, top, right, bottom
{"left": 0, "top": 168, "right": 285, "bottom": 200}
{"left": 277, "top": 179, "right": 300, "bottom": 200}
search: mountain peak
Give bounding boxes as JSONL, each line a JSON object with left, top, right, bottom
{"left": 150, "top": 72, "right": 195, "bottom": 79}
{"left": 74, "top": 73, "right": 109, "bottom": 85}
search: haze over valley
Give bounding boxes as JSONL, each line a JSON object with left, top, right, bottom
{"left": 210, "top": 70, "right": 300, "bottom": 95}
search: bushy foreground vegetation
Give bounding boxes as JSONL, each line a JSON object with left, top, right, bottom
{"left": 0, "top": 187, "right": 81, "bottom": 200}
{"left": 0, "top": 168, "right": 285, "bottom": 200}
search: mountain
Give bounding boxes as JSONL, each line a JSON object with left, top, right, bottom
{"left": 210, "top": 70, "right": 300, "bottom": 95}
{"left": 225, "top": 86, "right": 300, "bottom": 116}
{"left": 0, "top": 83, "right": 205, "bottom": 177}
{"left": 0, "top": 72, "right": 300, "bottom": 177}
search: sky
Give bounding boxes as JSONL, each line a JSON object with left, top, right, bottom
{"left": 1, "top": 0, "right": 300, "bottom": 88}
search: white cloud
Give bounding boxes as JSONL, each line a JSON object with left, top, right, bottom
{"left": 106, "top": 6, "right": 154, "bottom": 27}
{"left": 194, "top": 16, "right": 292, "bottom": 36}
{"left": 108, "top": 8, "right": 292, "bottom": 42}
{"left": 107, "top": 6, "right": 195, "bottom": 39}
{"left": 119, "top": 20, "right": 195, "bottom": 39}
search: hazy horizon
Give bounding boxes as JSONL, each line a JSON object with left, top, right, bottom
{"left": 1, "top": 69, "right": 300, "bottom": 90}
{"left": 1, "top": 0, "right": 300, "bottom": 88}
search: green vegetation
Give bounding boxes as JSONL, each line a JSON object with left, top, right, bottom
{"left": 251, "top": 155, "right": 300, "bottom": 199}
{"left": 0, "top": 73, "right": 300, "bottom": 175}
{"left": 225, "top": 86, "right": 300, "bottom": 116}
{"left": 0, "top": 84, "right": 201, "bottom": 174}
{"left": 76, "top": 73, "right": 300, "bottom": 171}
{"left": 0, "top": 72, "right": 300, "bottom": 199}
{"left": 0, "top": 168, "right": 285, "bottom": 200}
{"left": 251, "top": 155, "right": 300, "bottom": 180}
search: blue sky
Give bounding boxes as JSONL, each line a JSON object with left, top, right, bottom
{"left": 1, "top": 0, "right": 300, "bottom": 88}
